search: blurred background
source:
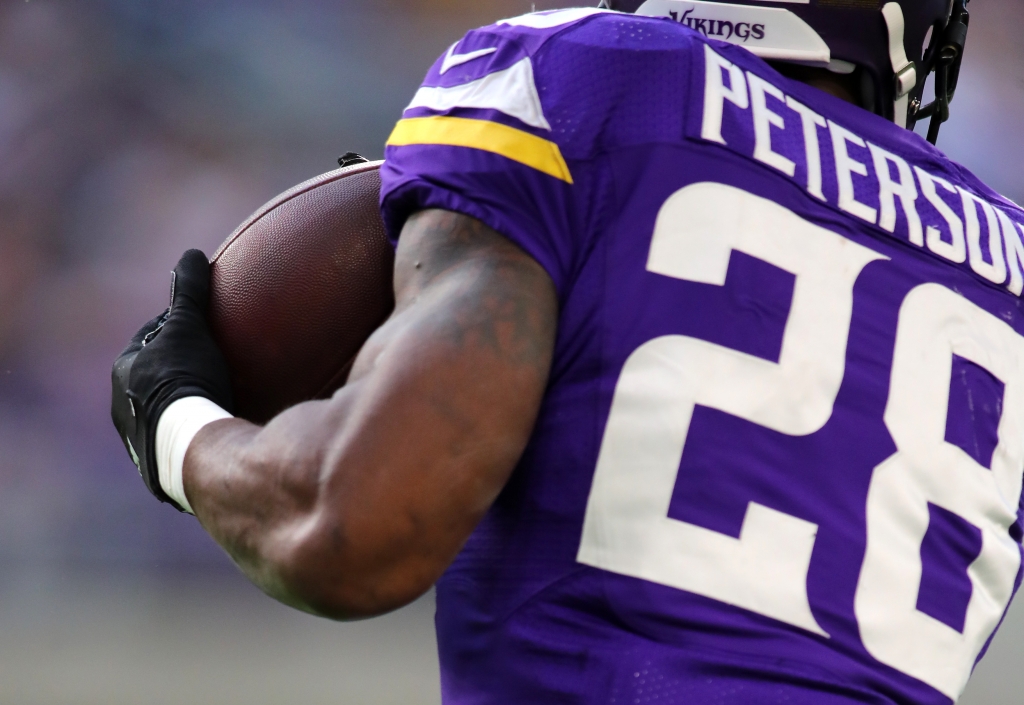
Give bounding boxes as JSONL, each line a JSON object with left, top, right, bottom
{"left": 0, "top": 0, "right": 1020, "bottom": 703}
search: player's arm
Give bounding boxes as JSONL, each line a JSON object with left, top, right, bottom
{"left": 111, "top": 209, "right": 558, "bottom": 619}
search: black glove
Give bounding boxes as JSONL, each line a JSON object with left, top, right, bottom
{"left": 111, "top": 249, "right": 234, "bottom": 510}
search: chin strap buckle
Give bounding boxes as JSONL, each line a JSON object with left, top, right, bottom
{"left": 894, "top": 62, "right": 918, "bottom": 100}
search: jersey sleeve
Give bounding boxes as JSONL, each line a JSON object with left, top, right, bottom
{"left": 379, "top": 13, "right": 607, "bottom": 298}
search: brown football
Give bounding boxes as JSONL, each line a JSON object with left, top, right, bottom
{"left": 208, "top": 160, "right": 394, "bottom": 424}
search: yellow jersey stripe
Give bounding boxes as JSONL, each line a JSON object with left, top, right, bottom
{"left": 387, "top": 116, "right": 573, "bottom": 184}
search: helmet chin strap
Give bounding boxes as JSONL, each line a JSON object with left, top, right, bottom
{"left": 881, "top": 3, "right": 917, "bottom": 130}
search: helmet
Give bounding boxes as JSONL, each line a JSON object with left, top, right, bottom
{"left": 599, "top": 0, "right": 971, "bottom": 144}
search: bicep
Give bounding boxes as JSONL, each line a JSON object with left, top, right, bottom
{"left": 347, "top": 208, "right": 557, "bottom": 464}
{"left": 353, "top": 208, "right": 558, "bottom": 380}
{"left": 303, "top": 209, "right": 558, "bottom": 605}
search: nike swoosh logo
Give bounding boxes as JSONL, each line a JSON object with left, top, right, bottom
{"left": 440, "top": 45, "right": 498, "bottom": 75}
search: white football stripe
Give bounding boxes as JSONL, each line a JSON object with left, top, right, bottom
{"left": 635, "top": 0, "right": 829, "bottom": 64}
{"left": 498, "top": 8, "right": 613, "bottom": 29}
{"left": 407, "top": 57, "right": 551, "bottom": 131}
{"left": 440, "top": 45, "right": 498, "bottom": 75}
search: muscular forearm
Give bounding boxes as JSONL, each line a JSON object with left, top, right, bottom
{"left": 184, "top": 352, "right": 500, "bottom": 619}
{"left": 184, "top": 375, "right": 488, "bottom": 620}
{"left": 185, "top": 339, "right": 537, "bottom": 618}
{"left": 183, "top": 403, "right": 334, "bottom": 616}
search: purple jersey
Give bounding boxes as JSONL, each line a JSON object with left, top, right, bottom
{"left": 380, "top": 9, "right": 1024, "bottom": 705}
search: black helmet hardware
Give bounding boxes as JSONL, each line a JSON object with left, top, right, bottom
{"left": 915, "top": 0, "right": 970, "bottom": 144}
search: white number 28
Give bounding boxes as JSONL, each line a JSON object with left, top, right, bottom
{"left": 577, "top": 183, "right": 1024, "bottom": 700}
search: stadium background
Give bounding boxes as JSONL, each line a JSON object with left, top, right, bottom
{"left": 0, "top": 0, "right": 1020, "bottom": 702}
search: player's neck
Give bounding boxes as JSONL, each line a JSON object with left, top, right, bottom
{"left": 768, "top": 62, "right": 864, "bottom": 110}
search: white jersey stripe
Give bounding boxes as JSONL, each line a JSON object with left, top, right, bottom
{"left": 407, "top": 57, "right": 552, "bottom": 131}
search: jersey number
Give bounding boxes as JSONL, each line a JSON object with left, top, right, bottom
{"left": 577, "top": 183, "right": 1024, "bottom": 700}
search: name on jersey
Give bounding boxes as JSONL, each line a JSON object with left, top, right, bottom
{"left": 696, "top": 44, "right": 1024, "bottom": 298}
{"left": 670, "top": 9, "right": 765, "bottom": 42}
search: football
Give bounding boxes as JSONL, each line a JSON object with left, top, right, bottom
{"left": 208, "top": 160, "right": 394, "bottom": 424}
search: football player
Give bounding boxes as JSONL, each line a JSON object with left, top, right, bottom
{"left": 111, "top": 1, "right": 1024, "bottom": 703}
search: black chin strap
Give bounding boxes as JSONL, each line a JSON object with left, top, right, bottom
{"left": 916, "top": 0, "right": 970, "bottom": 145}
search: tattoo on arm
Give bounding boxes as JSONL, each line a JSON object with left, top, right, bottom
{"left": 353, "top": 209, "right": 557, "bottom": 382}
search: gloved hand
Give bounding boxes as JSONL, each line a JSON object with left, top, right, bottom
{"left": 111, "top": 249, "right": 234, "bottom": 511}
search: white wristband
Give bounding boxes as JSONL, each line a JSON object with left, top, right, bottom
{"left": 155, "top": 397, "right": 233, "bottom": 514}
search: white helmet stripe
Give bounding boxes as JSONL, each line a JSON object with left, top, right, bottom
{"left": 636, "top": 0, "right": 830, "bottom": 65}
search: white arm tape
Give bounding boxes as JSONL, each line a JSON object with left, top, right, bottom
{"left": 155, "top": 396, "right": 233, "bottom": 514}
